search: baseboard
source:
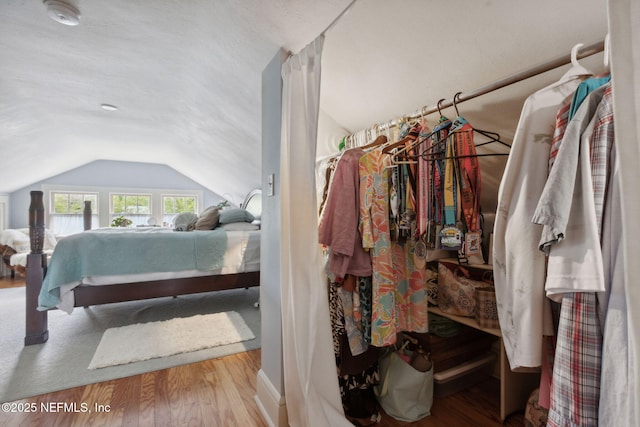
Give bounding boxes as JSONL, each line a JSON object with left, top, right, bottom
{"left": 255, "top": 369, "right": 288, "bottom": 427}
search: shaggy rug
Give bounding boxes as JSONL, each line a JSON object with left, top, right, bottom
{"left": 88, "top": 311, "right": 255, "bottom": 369}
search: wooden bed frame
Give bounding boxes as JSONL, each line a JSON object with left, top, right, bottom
{"left": 24, "top": 191, "right": 260, "bottom": 346}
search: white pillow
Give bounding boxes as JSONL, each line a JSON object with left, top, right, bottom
{"left": 219, "top": 222, "right": 260, "bottom": 231}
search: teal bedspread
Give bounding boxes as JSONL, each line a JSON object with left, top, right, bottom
{"left": 38, "top": 229, "right": 228, "bottom": 310}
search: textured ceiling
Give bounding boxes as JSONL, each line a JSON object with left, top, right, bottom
{"left": 0, "top": 0, "right": 608, "bottom": 206}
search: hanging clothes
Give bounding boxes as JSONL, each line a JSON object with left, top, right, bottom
{"left": 533, "top": 85, "right": 607, "bottom": 292}
{"left": 319, "top": 147, "right": 372, "bottom": 280}
{"left": 530, "top": 81, "right": 621, "bottom": 427}
{"left": 493, "top": 68, "right": 588, "bottom": 370}
{"left": 416, "top": 120, "right": 432, "bottom": 237}
{"left": 359, "top": 148, "right": 397, "bottom": 346}
{"left": 391, "top": 240, "right": 429, "bottom": 334}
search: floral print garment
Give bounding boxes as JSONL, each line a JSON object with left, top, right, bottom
{"left": 359, "top": 149, "right": 397, "bottom": 346}
{"left": 392, "top": 240, "right": 429, "bottom": 334}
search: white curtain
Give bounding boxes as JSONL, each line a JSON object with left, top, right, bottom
{"left": 280, "top": 36, "right": 351, "bottom": 427}
{"left": 608, "top": 0, "right": 640, "bottom": 423}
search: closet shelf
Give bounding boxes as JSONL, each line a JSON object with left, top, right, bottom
{"left": 428, "top": 306, "right": 501, "bottom": 337}
{"left": 428, "top": 260, "right": 539, "bottom": 421}
{"left": 437, "top": 257, "right": 493, "bottom": 270}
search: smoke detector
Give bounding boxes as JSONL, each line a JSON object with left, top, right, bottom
{"left": 44, "top": 0, "right": 81, "bottom": 26}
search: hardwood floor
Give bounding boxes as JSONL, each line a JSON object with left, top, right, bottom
{"left": 0, "top": 275, "right": 525, "bottom": 426}
{"left": 0, "top": 274, "right": 25, "bottom": 288}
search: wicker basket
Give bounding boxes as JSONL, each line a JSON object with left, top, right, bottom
{"left": 474, "top": 286, "right": 499, "bottom": 329}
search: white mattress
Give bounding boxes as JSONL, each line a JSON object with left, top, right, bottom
{"left": 56, "top": 229, "right": 260, "bottom": 313}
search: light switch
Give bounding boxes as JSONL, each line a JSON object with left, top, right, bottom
{"left": 267, "top": 173, "right": 275, "bottom": 196}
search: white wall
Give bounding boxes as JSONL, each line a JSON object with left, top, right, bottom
{"left": 256, "top": 48, "right": 289, "bottom": 427}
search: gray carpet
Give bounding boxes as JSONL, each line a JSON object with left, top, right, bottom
{"left": 0, "top": 286, "right": 261, "bottom": 403}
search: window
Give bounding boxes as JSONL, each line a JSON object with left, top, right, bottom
{"left": 162, "top": 194, "right": 197, "bottom": 226}
{"left": 163, "top": 195, "right": 197, "bottom": 214}
{"left": 52, "top": 192, "right": 98, "bottom": 214}
{"left": 43, "top": 185, "right": 203, "bottom": 230}
{"left": 49, "top": 192, "right": 98, "bottom": 235}
{"left": 111, "top": 193, "right": 151, "bottom": 226}
{"left": 111, "top": 194, "right": 151, "bottom": 215}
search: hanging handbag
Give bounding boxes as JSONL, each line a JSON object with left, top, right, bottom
{"left": 374, "top": 335, "right": 434, "bottom": 422}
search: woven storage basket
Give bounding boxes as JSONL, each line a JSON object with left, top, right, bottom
{"left": 474, "top": 286, "right": 499, "bottom": 329}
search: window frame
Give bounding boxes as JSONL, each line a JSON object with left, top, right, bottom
{"left": 50, "top": 191, "right": 99, "bottom": 215}
{"left": 161, "top": 193, "right": 199, "bottom": 216}
{"left": 110, "top": 192, "right": 153, "bottom": 216}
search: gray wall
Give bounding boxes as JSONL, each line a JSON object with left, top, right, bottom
{"left": 260, "top": 49, "right": 287, "bottom": 395}
{"left": 9, "top": 160, "right": 224, "bottom": 228}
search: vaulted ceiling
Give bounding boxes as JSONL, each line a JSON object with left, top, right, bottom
{"left": 0, "top": 0, "right": 608, "bottom": 206}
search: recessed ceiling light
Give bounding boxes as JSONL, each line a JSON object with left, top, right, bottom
{"left": 101, "top": 104, "right": 118, "bottom": 111}
{"left": 44, "top": 0, "right": 81, "bottom": 26}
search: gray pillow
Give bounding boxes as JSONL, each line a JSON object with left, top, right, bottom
{"left": 173, "top": 212, "right": 198, "bottom": 231}
{"left": 219, "top": 208, "right": 255, "bottom": 224}
{"left": 195, "top": 206, "right": 220, "bottom": 230}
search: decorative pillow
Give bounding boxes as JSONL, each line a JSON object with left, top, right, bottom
{"left": 173, "top": 212, "right": 198, "bottom": 231}
{"left": 219, "top": 208, "right": 255, "bottom": 224}
{"left": 195, "top": 206, "right": 220, "bottom": 230}
{"left": 219, "top": 222, "right": 260, "bottom": 231}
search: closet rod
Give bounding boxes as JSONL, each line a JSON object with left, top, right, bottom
{"left": 376, "top": 39, "right": 605, "bottom": 131}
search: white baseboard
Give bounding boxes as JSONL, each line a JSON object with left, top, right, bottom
{"left": 255, "top": 369, "right": 288, "bottom": 427}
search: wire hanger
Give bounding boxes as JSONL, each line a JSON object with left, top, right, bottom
{"left": 403, "top": 92, "right": 510, "bottom": 161}
{"left": 451, "top": 92, "right": 510, "bottom": 149}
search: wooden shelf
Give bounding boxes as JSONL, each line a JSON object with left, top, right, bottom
{"left": 436, "top": 258, "right": 494, "bottom": 270}
{"left": 429, "top": 261, "right": 539, "bottom": 421}
{"left": 428, "top": 306, "right": 501, "bottom": 337}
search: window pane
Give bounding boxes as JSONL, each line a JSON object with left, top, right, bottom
{"left": 124, "top": 195, "right": 135, "bottom": 213}
{"left": 162, "top": 195, "right": 196, "bottom": 215}
{"left": 52, "top": 193, "right": 69, "bottom": 214}
{"left": 112, "top": 194, "right": 125, "bottom": 214}
{"left": 138, "top": 195, "right": 150, "bottom": 214}
{"left": 185, "top": 197, "right": 196, "bottom": 213}
{"left": 52, "top": 192, "right": 98, "bottom": 214}
{"left": 164, "top": 197, "right": 176, "bottom": 214}
{"left": 69, "top": 194, "right": 84, "bottom": 214}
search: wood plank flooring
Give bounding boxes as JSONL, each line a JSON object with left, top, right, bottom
{"left": 0, "top": 275, "right": 525, "bottom": 426}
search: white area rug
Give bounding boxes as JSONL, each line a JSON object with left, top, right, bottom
{"left": 88, "top": 311, "right": 255, "bottom": 369}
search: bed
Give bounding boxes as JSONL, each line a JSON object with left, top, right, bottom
{"left": 24, "top": 189, "right": 262, "bottom": 346}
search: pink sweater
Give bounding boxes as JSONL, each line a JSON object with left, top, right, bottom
{"left": 319, "top": 148, "right": 372, "bottom": 279}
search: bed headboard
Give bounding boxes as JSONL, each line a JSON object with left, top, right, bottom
{"left": 241, "top": 189, "right": 262, "bottom": 220}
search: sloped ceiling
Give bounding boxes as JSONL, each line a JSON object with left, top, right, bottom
{"left": 0, "top": 0, "right": 608, "bottom": 206}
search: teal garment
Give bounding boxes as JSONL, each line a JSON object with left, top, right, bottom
{"left": 38, "top": 229, "right": 228, "bottom": 310}
{"left": 568, "top": 75, "right": 611, "bottom": 120}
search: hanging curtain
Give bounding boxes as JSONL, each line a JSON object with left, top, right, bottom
{"left": 605, "top": 0, "right": 640, "bottom": 424}
{"left": 280, "top": 36, "right": 352, "bottom": 427}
